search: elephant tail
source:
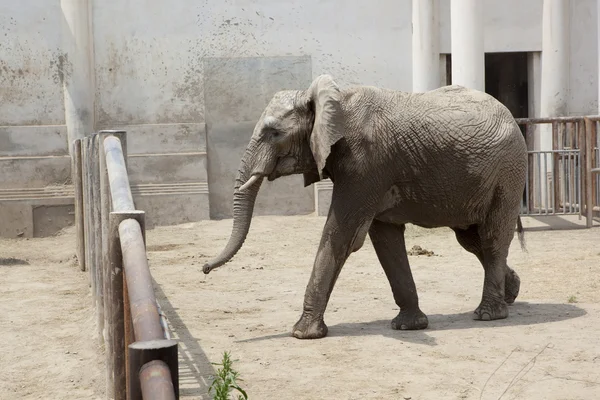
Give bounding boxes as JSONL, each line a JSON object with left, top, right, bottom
{"left": 516, "top": 216, "right": 527, "bottom": 252}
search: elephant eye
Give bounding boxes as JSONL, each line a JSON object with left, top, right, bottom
{"left": 271, "top": 130, "right": 281, "bottom": 138}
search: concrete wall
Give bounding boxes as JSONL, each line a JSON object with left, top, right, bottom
{"left": 0, "top": 1, "right": 73, "bottom": 237}
{"left": 1, "top": 0, "right": 600, "bottom": 235}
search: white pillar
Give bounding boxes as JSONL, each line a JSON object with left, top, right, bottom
{"left": 538, "top": 0, "right": 570, "bottom": 210}
{"left": 412, "top": 0, "right": 440, "bottom": 92}
{"left": 450, "top": 0, "right": 484, "bottom": 91}
{"left": 540, "top": 0, "right": 570, "bottom": 127}
{"left": 61, "top": 0, "right": 95, "bottom": 155}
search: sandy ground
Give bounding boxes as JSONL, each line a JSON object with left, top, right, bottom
{"left": 1, "top": 214, "right": 600, "bottom": 399}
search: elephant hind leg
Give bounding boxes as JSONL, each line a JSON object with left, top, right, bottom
{"left": 369, "top": 220, "right": 428, "bottom": 330}
{"left": 453, "top": 224, "right": 520, "bottom": 305}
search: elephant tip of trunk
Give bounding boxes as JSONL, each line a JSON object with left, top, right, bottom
{"left": 203, "top": 263, "right": 214, "bottom": 274}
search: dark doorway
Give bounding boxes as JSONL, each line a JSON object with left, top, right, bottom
{"left": 484, "top": 52, "right": 529, "bottom": 120}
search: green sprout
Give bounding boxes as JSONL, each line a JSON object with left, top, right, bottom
{"left": 209, "top": 351, "right": 248, "bottom": 400}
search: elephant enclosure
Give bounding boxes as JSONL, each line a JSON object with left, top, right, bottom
{"left": 2, "top": 215, "right": 600, "bottom": 399}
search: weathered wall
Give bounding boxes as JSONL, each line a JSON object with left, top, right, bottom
{"left": 1, "top": 0, "right": 600, "bottom": 235}
{"left": 0, "top": 1, "right": 72, "bottom": 237}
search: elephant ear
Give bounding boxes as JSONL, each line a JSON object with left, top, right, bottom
{"left": 307, "top": 75, "right": 344, "bottom": 180}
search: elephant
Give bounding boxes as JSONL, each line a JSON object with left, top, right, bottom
{"left": 203, "top": 74, "right": 528, "bottom": 340}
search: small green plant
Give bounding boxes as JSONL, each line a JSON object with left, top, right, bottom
{"left": 568, "top": 295, "right": 578, "bottom": 303}
{"left": 209, "top": 351, "right": 248, "bottom": 400}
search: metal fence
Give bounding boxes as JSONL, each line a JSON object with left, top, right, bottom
{"left": 515, "top": 116, "right": 599, "bottom": 228}
{"left": 73, "top": 131, "right": 179, "bottom": 400}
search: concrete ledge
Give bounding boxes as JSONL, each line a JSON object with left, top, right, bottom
{"left": 314, "top": 179, "right": 333, "bottom": 216}
{"left": 0, "top": 190, "right": 75, "bottom": 238}
{"left": 0, "top": 186, "right": 74, "bottom": 201}
{"left": 131, "top": 182, "right": 209, "bottom": 196}
{"left": 99, "top": 123, "right": 207, "bottom": 154}
{"left": 0, "top": 125, "right": 69, "bottom": 157}
{"left": 127, "top": 153, "right": 208, "bottom": 184}
{"left": 0, "top": 156, "right": 71, "bottom": 188}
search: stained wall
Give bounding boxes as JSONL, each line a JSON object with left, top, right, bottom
{"left": 1, "top": 0, "right": 599, "bottom": 235}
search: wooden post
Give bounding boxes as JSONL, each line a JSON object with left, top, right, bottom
{"left": 82, "top": 137, "right": 94, "bottom": 292}
{"left": 585, "top": 118, "right": 594, "bottom": 227}
{"left": 128, "top": 339, "right": 179, "bottom": 400}
{"left": 110, "top": 211, "right": 146, "bottom": 400}
{"left": 100, "top": 132, "right": 113, "bottom": 398}
{"left": 91, "top": 133, "right": 104, "bottom": 344}
{"left": 72, "top": 138, "right": 86, "bottom": 271}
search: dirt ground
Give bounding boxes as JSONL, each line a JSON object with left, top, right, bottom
{"left": 1, "top": 214, "right": 600, "bottom": 400}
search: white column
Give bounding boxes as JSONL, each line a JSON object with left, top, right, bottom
{"left": 538, "top": 0, "right": 570, "bottom": 210}
{"left": 450, "top": 0, "right": 484, "bottom": 91}
{"left": 412, "top": 0, "right": 440, "bottom": 92}
{"left": 61, "top": 0, "right": 95, "bottom": 155}
{"left": 540, "top": 0, "right": 570, "bottom": 128}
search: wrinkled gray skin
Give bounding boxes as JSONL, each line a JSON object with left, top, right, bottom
{"left": 203, "top": 75, "right": 527, "bottom": 340}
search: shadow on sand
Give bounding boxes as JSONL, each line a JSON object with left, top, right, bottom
{"left": 236, "top": 302, "right": 586, "bottom": 346}
{"left": 153, "top": 281, "right": 216, "bottom": 399}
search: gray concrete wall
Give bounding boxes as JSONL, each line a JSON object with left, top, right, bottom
{"left": 203, "top": 56, "right": 314, "bottom": 219}
{"left": 0, "top": 1, "right": 71, "bottom": 237}
{"left": 1, "top": 0, "right": 600, "bottom": 235}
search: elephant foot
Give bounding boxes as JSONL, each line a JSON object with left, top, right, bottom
{"left": 504, "top": 268, "right": 521, "bottom": 305}
{"left": 291, "top": 314, "right": 328, "bottom": 339}
{"left": 473, "top": 298, "right": 508, "bottom": 321}
{"left": 391, "top": 309, "right": 429, "bottom": 330}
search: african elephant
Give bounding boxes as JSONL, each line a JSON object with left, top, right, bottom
{"left": 203, "top": 75, "right": 527, "bottom": 340}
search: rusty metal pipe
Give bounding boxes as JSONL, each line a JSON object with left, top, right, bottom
{"left": 139, "top": 360, "right": 177, "bottom": 400}
{"left": 118, "top": 218, "right": 164, "bottom": 341}
{"left": 103, "top": 135, "right": 135, "bottom": 212}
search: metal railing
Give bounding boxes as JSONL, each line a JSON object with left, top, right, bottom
{"left": 515, "top": 116, "right": 598, "bottom": 227}
{"left": 73, "top": 131, "right": 179, "bottom": 400}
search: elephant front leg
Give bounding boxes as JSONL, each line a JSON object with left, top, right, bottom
{"left": 369, "top": 220, "right": 428, "bottom": 330}
{"left": 292, "top": 209, "right": 374, "bottom": 339}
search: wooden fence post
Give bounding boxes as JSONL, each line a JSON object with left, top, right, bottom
{"left": 72, "top": 138, "right": 85, "bottom": 271}
{"left": 110, "top": 211, "right": 145, "bottom": 400}
{"left": 82, "top": 137, "right": 93, "bottom": 291}
{"left": 91, "top": 133, "right": 105, "bottom": 345}
{"left": 585, "top": 118, "right": 594, "bottom": 227}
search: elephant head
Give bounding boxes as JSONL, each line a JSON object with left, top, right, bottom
{"left": 203, "top": 75, "right": 344, "bottom": 274}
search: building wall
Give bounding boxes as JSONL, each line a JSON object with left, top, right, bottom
{"left": 0, "top": 1, "right": 72, "bottom": 237}
{"left": 1, "top": 0, "right": 599, "bottom": 235}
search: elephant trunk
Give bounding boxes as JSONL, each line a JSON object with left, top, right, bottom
{"left": 203, "top": 148, "right": 264, "bottom": 274}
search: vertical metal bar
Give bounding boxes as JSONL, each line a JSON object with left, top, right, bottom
{"left": 536, "top": 152, "right": 542, "bottom": 215}
{"left": 576, "top": 150, "right": 583, "bottom": 219}
{"left": 553, "top": 123, "right": 561, "bottom": 212}
{"left": 560, "top": 153, "right": 568, "bottom": 214}
{"left": 526, "top": 124, "right": 535, "bottom": 210}
{"left": 543, "top": 152, "right": 548, "bottom": 213}
{"left": 525, "top": 155, "right": 530, "bottom": 215}
{"left": 568, "top": 150, "right": 572, "bottom": 213}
